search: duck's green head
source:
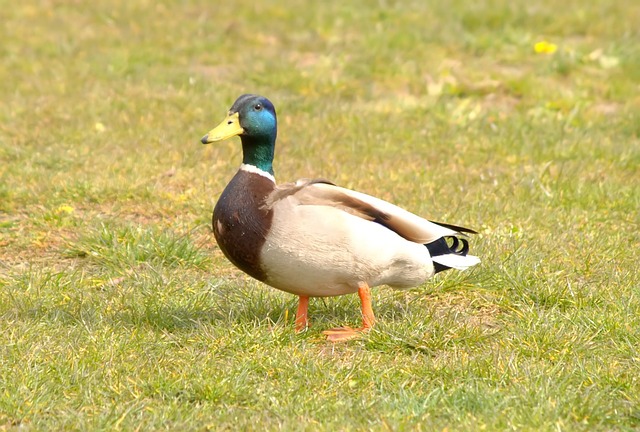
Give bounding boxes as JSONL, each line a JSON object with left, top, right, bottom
{"left": 201, "top": 94, "right": 277, "bottom": 175}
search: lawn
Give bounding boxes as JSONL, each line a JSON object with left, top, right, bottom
{"left": 1, "top": 0, "right": 639, "bottom": 430}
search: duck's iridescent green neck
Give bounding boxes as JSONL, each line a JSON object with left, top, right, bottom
{"left": 241, "top": 135, "right": 276, "bottom": 175}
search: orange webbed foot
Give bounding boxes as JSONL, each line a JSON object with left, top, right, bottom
{"left": 322, "top": 326, "right": 370, "bottom": 342}
{"left": 323, "top": 283, "right": 376, "bottom": 342}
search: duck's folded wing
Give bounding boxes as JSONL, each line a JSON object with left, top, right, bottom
{"left": 265, "top": 179, "right": 475, "bottom": 244}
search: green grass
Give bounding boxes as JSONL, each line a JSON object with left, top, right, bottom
{"left": 1, "top": 0, "right": 639, "bottom": 430}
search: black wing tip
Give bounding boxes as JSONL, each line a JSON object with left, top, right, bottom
{"left": 429, "top": 220, "right": 478, "bottom": 235}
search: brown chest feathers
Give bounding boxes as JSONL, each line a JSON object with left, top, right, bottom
{"left": 212, "top": 169, "right": 275, "bottom": 281}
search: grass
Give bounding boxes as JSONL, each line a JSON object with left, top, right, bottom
{"left": 1, "top": 0, "right": 639, "bottom": 430}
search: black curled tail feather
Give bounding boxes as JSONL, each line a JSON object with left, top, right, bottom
{"left": 425, "top": 236, "right": 470, "bottom": 274}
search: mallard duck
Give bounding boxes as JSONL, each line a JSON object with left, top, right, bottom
{"left": 201, "top": 94, "right": 480, "bottom": 341}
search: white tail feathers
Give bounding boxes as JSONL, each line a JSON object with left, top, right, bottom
{"left": 431, "top": 254, "right": 481, "bottom": 271}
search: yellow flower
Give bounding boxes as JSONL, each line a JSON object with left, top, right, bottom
{"left": 534, "top": 40, "right": 558, "bottom": 54}
{"left": 94, "top": 122, "right": 106, "bottom": 132}
{"left": 56, "top": 205, "right": 74, "bottom": 214}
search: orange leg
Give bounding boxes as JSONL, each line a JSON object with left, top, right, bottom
{"left": 295, "top": 296, "right": 310, "bottom": 332}
{"left": 358, "top": 283, "right": 376, "bottom": 330}
{"left": 323, "top": 282, "right": 376, "bottom": 342}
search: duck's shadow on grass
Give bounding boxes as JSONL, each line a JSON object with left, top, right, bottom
{"left": 107, "top": 279, "right": 295, "bottom": 333}
{"left": 111, "top": 278, "right": 452, "bottom": 336}
{"left": 111, "top": 291, "right": 374, "bottom": 334}
{"left": 13, "top": 270, "right": 484, "bottom": 345}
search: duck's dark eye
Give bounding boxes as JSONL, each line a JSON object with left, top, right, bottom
{"left": 254, "top": 104, "right": 262, "bottom": 111}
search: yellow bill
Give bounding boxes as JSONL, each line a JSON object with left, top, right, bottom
{"left": 201, "top": 112, "right": 243, "bottom": 144}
